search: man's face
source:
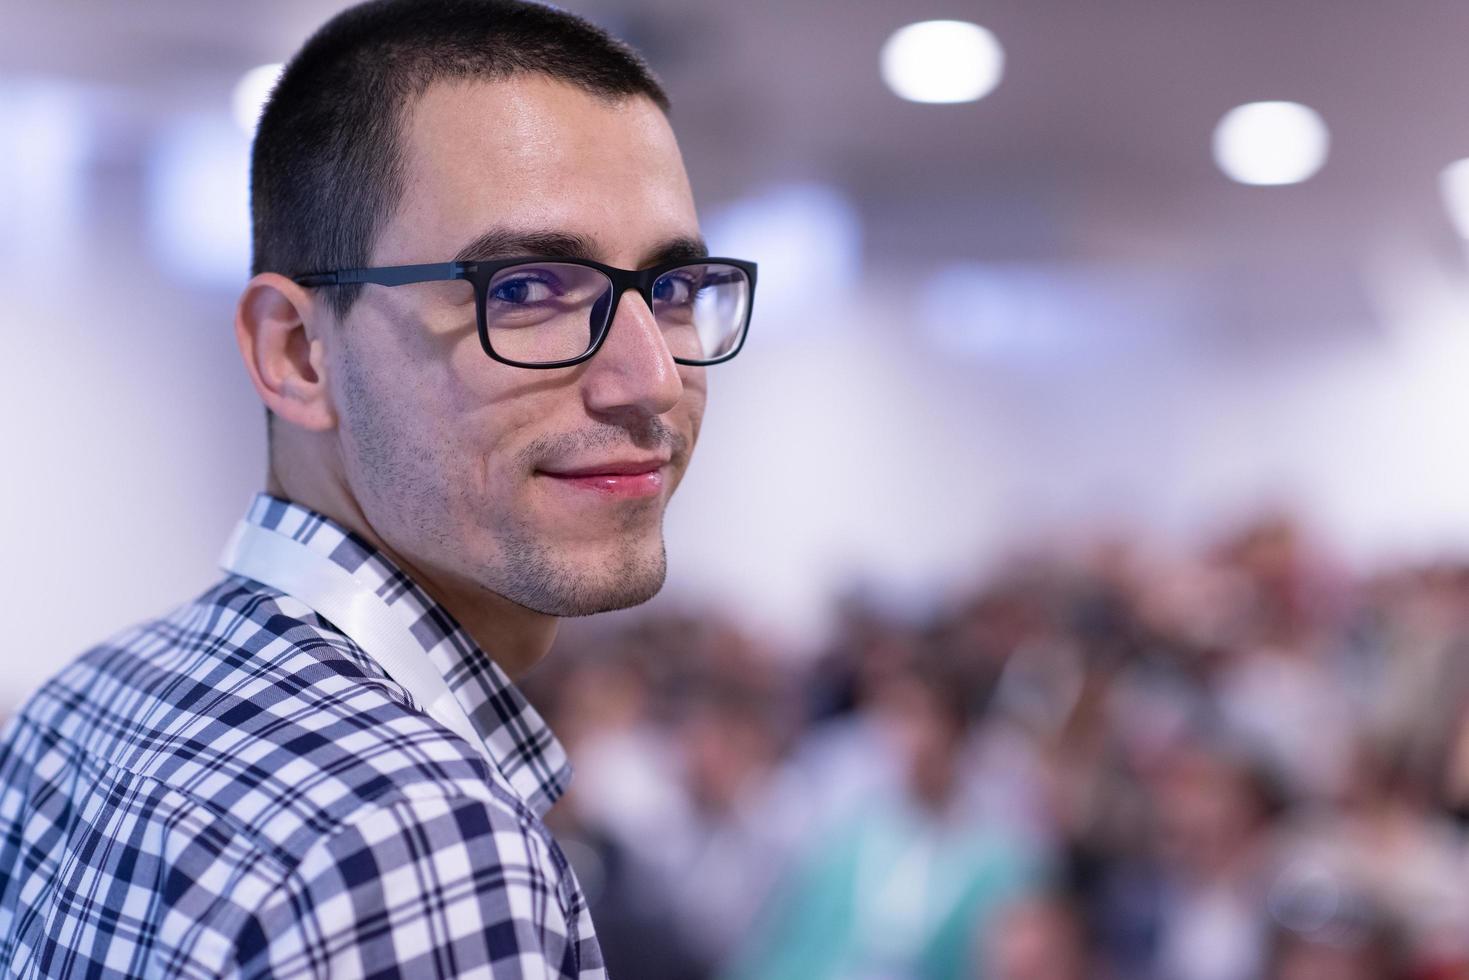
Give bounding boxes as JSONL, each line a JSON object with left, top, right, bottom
{"left": 328, "top": 76, "right": 707, "bottom": 617}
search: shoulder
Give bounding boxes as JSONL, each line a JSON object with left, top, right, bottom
{"left": 2, "top": 578, "right": 598, "bottom": 976}
{"left": 15, "top": 576, "right": 509, "bottom": 858}
{"left": 233, "top": 787, "right": 586, "bottom": 978}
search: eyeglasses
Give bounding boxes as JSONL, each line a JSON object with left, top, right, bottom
{"left": 293, "top": 256, "right": 757, "bottom": 369}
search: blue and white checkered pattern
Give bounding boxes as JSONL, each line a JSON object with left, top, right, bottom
{"left": 0, "top": 494, "right": 605, "bottom": 978}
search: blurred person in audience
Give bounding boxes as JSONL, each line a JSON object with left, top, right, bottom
{"left": 1208, "top": 519, "right": 1361, "bottom": 800}
{"left": 536, "top": 614, "right": 796, "bottom": 978}
{"left": 0, "top": 1, "right": 756, "bottom": 976}
{"left": 1144, "top": 735, "right": 1283, "bottom": 980}
{"left": 1264, "top": 880, "right": 1412, "bottom": 980}
{"left": 978, "top": 893, "right": 1093, "bottom": 980}
{"left": 652, "top": 649, "right": 792, "bottom": 972}
{"left": 762, "top": 599, "right": 929, "bottom": 851}
{"left": 1274, "top": 738, "right": 1469, "bottom": 977}
{"left": 1375, "top": 566, "right": 1469, "bottom": 809}
{"left": 788, "top": 577, "right": 1056, "bottom": 854}
{"left": 539, "top": 622, "right": 686, "bottom": 851}
{"left": 530, "top": 633, "right": 704, "bottom": 980}
{"left": 724, "top": 644, "right": 1042, "bottom": 980}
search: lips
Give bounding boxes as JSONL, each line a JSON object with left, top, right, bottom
{"left": 537, "top": 458, "right": 669, "bottom": 498}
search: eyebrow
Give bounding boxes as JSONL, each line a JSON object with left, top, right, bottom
{"left": 641, "top": 236, "right": 709, "bottom": 267}
{"left": 453, "top": 227, "right": 709, "bottom": 267}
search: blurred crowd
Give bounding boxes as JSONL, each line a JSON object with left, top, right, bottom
{"left": 525, "top": 517, "right": 1469, "bottom": 980}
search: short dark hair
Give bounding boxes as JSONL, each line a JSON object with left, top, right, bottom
{"left": 250, "top": 0, "right": 670, "bottom": 321}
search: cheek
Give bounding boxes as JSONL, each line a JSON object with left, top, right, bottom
{"left": 336, "top": 340, "right": 450, "bottom": 498}
{"left": 438, "top": 341, "right": 589, "bottom": 516}
{"left": 334, "top": 322, "right": 485, "bottom": 503}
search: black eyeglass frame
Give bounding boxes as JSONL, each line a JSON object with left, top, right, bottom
{"left": 293, "top": 255, "right": 757, "bottom": 369}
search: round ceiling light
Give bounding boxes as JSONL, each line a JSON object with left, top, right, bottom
{"left": 1212, "top": 100, "right": 1329, "bottom": 186}
{"left": 881, "top": 20, "right": 1004, "bottom": 105}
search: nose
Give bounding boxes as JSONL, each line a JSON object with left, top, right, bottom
{"left": 580, "top": 289, "right": 684, "bottom": 421}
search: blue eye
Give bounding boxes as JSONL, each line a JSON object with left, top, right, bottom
{"left": 653, "top": 273, "right": 698, "bottom": 305}
{"left": 491, "top": 280, "right": 529, "bottom": 304}
{"left": 489, "top": 274, "right": 560, "bottom": 305}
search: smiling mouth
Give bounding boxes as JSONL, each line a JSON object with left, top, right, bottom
{"left": 536, "top": 459, "right": 668, "bottom": 498}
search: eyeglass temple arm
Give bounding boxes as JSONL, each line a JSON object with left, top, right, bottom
{"left": 292, "top": 262, "right": 467, "bottom": 288}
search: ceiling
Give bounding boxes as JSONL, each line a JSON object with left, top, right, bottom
{"left": 8, "top": 0, "right": 1469, "bottom": 325}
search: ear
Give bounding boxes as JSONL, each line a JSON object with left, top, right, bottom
{"left": 234, "top": 273, "right": 337, "bottom": 432}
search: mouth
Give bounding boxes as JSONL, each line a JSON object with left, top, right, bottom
{"left": 535, "top": 457, "right": 669, "bottom": 498}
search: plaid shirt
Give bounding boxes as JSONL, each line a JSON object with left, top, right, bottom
{"left": 0, "top": 494, "right": 605, "bottom": 978}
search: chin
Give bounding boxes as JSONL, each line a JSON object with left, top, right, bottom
{"left": 492, "top": 530, "right": 669, "bottom": 618}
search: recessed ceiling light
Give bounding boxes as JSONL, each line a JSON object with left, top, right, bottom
{"left": 880, "top": 20, "right": 1004, "bottom": 105}
{"left": 1212, "top": 101, "right": 1329, "bottom": 186}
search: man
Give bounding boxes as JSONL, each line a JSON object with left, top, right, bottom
{"left": 0, "top": 1, "right": 754, "bottom": 976}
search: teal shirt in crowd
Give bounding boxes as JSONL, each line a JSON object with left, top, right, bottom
{"left": 726, "top": 798, "right": 1043, "bottom": 980}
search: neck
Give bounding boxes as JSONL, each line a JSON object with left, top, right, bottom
{"left": 266, "top": 458, "right": 557, "bottom": 680}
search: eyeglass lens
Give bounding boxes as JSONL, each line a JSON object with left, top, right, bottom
{"left": 483, "top": 262, "right": 750, "bottom": 365}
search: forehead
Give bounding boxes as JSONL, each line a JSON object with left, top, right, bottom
{"left": 381, "top": 75, "right": 698, "bottom": 264}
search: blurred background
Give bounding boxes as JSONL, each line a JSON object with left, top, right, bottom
{"left": 9, "top": 1, "right": 1469, "bottom": 977}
